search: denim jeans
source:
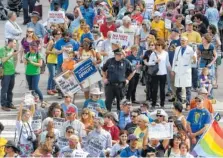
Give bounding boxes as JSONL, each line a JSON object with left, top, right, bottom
{"left": 26, "top": 74, "right": 43, "bottom": 101}
{"left": 47, "top": 64, "right": 56, "bottom": 90}
{"left": 166, "top": 71, "right": 172, "bottom": 93}
{"left": 176, "top": 87, "right": 191, "bottom": 105}
{"left": 22, "top": 0, "right": 36, "bottom": 22}
{"left": 1, "top": 75, "right": 15, "bottom": 107}
{"left": 192, "top": 68, "right": 198, "bottom": 89}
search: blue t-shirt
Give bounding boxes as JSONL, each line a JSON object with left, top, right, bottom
{"left": 80, "top": 32, "right": 94, "bottom": 44}
{"left": 80, "top": 6, "right": 95, "bottom": 29}
{"left": 54, "top": 38, "right": 79, "bottom": 65}
{"left": 168, "top": 39, "right": 181, "bottom": 66}
{"left": 187, "top": 108, "right": 211, "bottom": 138}
{"left": 83, "top": 99, "right": 106, "bottom": 117}
{"left": 120, "top": 147, "right": 141, "bottom": 158}
{"left": 118, "top": 111, "right": 131, "bottom": 130}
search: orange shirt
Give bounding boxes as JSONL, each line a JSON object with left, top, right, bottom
{"left": 62, "top": 59, "right": 76, "bottom": 71}
{"left": 190, "top": 98, "right": 214, "bottom": 113}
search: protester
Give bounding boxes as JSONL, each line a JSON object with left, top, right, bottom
{"left": 80, "top": 108, "right": 94, "bottom": 132}
{"left": 124, "top": 109, "right": 140, "bottom": 134}
{"left": 4, "top": 141, "right": 20, "bottom": 158}
{"left": 172, "top": 102, "right": 187, "bottom": 130}
{"left": 179, "top": 142, "right": 194, "bottom": 158}
{"left": 164, "top": 134, "right": 182, "bottom": 157}
{"left": 150, "top": 109, "right": 168, "bottom": 123}
{"left": 47, "top": 102, "right": 65, "bottom": 118}
{"left": 0, "top": 39, "right": 18, "bottom": 111}
{"left": 100, "top": 15, "right": 116, "bottom": 38}
{"left": 80, "top": 0, "right": 95, "bottom": 29}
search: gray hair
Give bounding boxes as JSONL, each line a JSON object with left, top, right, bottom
{"left": 42, "top": 117, "right": 53, "bottom": 131}
{"left": 8, "top": 11, "right": 16, "bottom": 19}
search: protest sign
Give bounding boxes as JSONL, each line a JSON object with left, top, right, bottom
{"left": 73, "top": 58, "right": 100, "bottom": 88}
{"left": 148, "top": 123, "right": 173, "bottom": 139}
{"left": 72, "top": 150, "right": 89, "bottom": 158}
{"left": 145, "top": 0, "right": 154, "bottom": 17}
{"left": 31, "top": 115, "right": 42, "bottom": 131}
{"left": 57, "top": 137, "right": 69, "bottom": 149}
{"left": 54, "top": 71, "right": 81, "bottom": 95}
{"left": 53, "top": 118, "right": 65, "bottom": 130}
{"left": 85, "top": 137, "right": 104, "bottom": 157}
{"left": 165, "top": 18, "right": 172, "bottom": 30}
{"left": 48, "top": 11, "right": 65, "bottom": 24}
{"left": 110, "top": 32, "right": 129, "bottom": 46}
{"left": 87, "top": 102, "right": 101, "bottom": 117}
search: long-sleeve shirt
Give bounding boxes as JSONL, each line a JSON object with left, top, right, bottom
{"left": 4, "top": 20, "right": 22, "bottom": 40}
{"left": 27, "top": 22, "right": 46, "bottom": 38}
{"left": 80, "top": 6, "right": 95, "bottom": 29}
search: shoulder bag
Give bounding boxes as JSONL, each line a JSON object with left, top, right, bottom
{"left": 147, "top": 52, "right": 159, "bottom": 76}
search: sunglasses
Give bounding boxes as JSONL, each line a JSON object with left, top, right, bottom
{"left": 82, "top": 113, "right": 88, "bottom": 115}
{"left": 195, "top": 99, "right": 202, "bottom": 102}
{"left": 93, "top": 26, "right": 99, "bottom": 28}
{"left": 156, "top": 115, "right": 163, "bottom": 117}
{"left": 27, "top": 31, "right": 33, "bottom": 33}
{"left": 46, "top": 135, "right": 54, "bottom": 139}
{"left": 66, "top": 113, "right": 72, "bottom": 116}
{"left": 131, "top": 115, "right": 137, "bottom": 118}
{"left": 67, "top": 130, "right": 74, "bottom": 134}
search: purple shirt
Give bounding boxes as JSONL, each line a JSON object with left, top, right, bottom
{"left": 21, "top": 38, "right": 40, "bottom": 54}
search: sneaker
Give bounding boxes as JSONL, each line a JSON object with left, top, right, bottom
{"left": 1, "top": 107, "right": 11, "bottom": 111}
{"left": 8, "top": 104, "right": 16, "bottom": 109}
{"left": 52, "top": 89, "right": 58, "bottom": 93}
{"left": 47, "top": 90, "right": 55, "bottom": 95}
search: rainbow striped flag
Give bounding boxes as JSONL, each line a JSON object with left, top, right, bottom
{"left": 192, "top": 119, "right": 223, "bottom": 157}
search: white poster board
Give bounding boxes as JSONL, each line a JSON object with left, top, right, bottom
{"left": 53, "top": 118, "right": 65, "bottom": 130}
{"left": 71, "top": 150, "right": 89, "bottom": 158}
{"left": 165, "top": 18, "right": 172, "bottom": 30}
{"left": 148, "top": 123, "right": 173, "bottom": 139}
{"left": 54, "top": 71, "right": 81, "bottom": 95}
{"left": 31, "top": 115, "right": 42, "bottom": 131}
{"left": 110, "top": 32, "right": 129, "bottom": 47}
{"left": 48, "top": 11, "right": 65, "bottom": 24}
{"left": 145, "top": 0, "right": 154, "bottom": 18}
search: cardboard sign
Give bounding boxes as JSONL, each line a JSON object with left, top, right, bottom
{"left": 145, "top": 0, "right": 154, "bottom": 17}
{"left": 148, "top": 123, "right": 173, "bottom": 140}
{"left": 72, "top": 150, "right": 89, "bottom": 158}
{"left": 57, "top": 137, "right": 69, "bottom": 149}
{"left": 48, "top": 11, "right": 65, "bottom": 24}
{"left": 53, "top": 118, "right": 65, "bottom": 130}
{"left": 165, "top": 18, "right": 172, "bottom": 30}
{"left": 110, "top": 32, "right": 129, "bottom": 46}
{"left": 85, "top": 137, "right": 104, "bottom": 157}
{"left": 74, "top": 58, "right": 98, "bottom": 83}
{"left": 87, "top": 102, "right": 100, "bottom": 117}
{"left": 54, "top": 71, "right": 81, "bottom": 95}
{"left": 31, "top": 115, "right": 42, "bottom": 131}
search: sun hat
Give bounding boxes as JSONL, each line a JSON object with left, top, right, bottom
{"left": 150, "top": 109, "right": 168, "bottom": 121}
{"left": 105, "top": 112, "right": 119, "bottom": 122}
{"left": 90, "top": 88, "right": 103, "bottom": 95}
{"left": 30, "top": 11, "right": 40, "bottom": 19}
{"left": 5, "top": 140, "right": 20, "bottom": 153}
{"left": 195, "top": 95, "right": 204, "bottom": 101}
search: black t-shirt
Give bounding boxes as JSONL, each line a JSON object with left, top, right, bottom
{"left": 124, "top": 122, "right": 137, "bottom": 134}
{"left": 197, "top": 23, "right": 207, "bottom": 35}
{"left": 141, "top": 143, "right": 166, "bottom": 157}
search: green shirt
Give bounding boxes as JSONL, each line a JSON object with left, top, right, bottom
{"left": 0, "top": 46, "right": 15, "bottom": 75}
{"left": 25, "top": 52, "right": 42, "bottom": 75}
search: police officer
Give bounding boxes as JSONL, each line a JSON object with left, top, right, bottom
{"left": 102, "top": 47, "right": 134, "bottom": 111}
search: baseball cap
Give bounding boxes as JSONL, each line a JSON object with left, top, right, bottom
{"left": 186, "top": 20, "right": 193, "bottom": 25}
{"left": 195, "top": 95, "right": 204, "bottom": 101}
{"left": 113, "top": 48, "right": 123, "bottom": 55}
{"left": 153, "top": 11, "right": 161, "bottom": 17}
{"left": 105, "top": 112, "right": 119, "bottom": 122}
{"left": 171, "top": 28, "right": 179, "bottom": 33}
{"left": 66, "top": 106, "right": 76, "bottom": 114}
{"left": 128, "top": 134, "right": 139, "bottom": 141}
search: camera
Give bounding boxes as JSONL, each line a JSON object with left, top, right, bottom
{"left": 27, "top": 136, "right": 33, "bottom": 141}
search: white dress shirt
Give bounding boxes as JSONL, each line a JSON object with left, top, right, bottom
{"left": 4, "top": 20, "right": 22, "bottom": 40}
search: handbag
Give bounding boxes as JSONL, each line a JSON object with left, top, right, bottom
{"left": 147, "top": 52, "right": 159, "bottom": 76}
{"left": 33, "top": 2, "right": 42, "bottom": 18}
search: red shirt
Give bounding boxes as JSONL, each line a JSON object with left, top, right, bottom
{"left": 103, "top": 125, "right": 120, "bottom": 141}
{"left": 100, "top": 23, "right": 116, "bottom": 38}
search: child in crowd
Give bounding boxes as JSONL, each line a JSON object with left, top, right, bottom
{"left": 200, "top": 67, "right": 212, "bottom": 97}
{"left": 62, "top": 51, "right": 77, "bottom": 72}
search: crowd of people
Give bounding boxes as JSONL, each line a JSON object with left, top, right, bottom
{"left": 0, "top": 0, "right": 222, "bottom": 157}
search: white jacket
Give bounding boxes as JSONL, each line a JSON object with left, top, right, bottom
{"left": 4, "top": 20, "right": 22, "bottom": 40}
{"left": 172, "top": 45, "right": 196, "bottom": 88}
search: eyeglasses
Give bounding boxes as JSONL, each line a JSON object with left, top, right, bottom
{"left": 156, "top": 115, "right": 163, "bottom": 117}
{"left": 82, "top": 113, "right": 88, "bottom": 115}
{"left": 93, "top": 26, "right": 99, "bottom": 28}
{"left": 46, "top": 135, "right": 54, "bottom": 139}
{"left": 67, "top": 130, "right": 74, "bottom": 134}
{"left": 131, "top": 115, "right": 137, "bottom": 118}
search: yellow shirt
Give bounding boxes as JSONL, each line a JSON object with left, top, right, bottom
{"left": 151, "top": 20, "right": 166, "bottom": 40}
{"left": 75, "top": 27, "right": 84, "bottom": 42}
{"left": 0, "top": 138, "right": 7, "bottom": 158}
{"left": 133, "top": 127, "right": 147, "bottom": 149}
{"left": 47, "top": 53, "right": 57, "bottom": 64}
{"left": 181, "top": 31, "right": 202, "bottom": 44}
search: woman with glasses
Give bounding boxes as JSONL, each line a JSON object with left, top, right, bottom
{"left": 110, "top": 130, "right": 129, "bottom": 157}
{"left": 148, "top": 39, "right": 171, "bottom": 108}
{"left": 20, "top": 28, "right": 40, "bottom": 63}
{"left": 80, "top": 108, "right": 94, "bottom": 133}
{"left": 143, "top": 40, "right": 156, "bottom": 101}
{"left": 46, "top": 29, "right": 62, "bottom": 95}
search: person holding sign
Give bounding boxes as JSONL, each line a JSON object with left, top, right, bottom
{"left": 85, "top": 117, "right": 112, "bottom": 157}
{"left": 83, "top": 88, "right": 106, "bottom": 117}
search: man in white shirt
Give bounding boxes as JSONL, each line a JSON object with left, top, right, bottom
{"left": 4, "top": 11, "right": 22, "bottom": 73}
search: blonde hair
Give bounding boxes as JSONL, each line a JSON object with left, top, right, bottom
{"left": 202, "top": 67, "right": 209, "bottom": 75}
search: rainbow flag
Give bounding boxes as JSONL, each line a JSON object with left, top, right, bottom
{"left": 192, "top": 120, "right": 223, "bottom": 157}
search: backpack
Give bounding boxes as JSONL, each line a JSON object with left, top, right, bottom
{"left": 27, "top": 52, "right": 46, "bottom": 74}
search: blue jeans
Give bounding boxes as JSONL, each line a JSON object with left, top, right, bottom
{"left": 50, "top": 0, "right": 69, "bottom": 11}
{"left": 1, "top": 75, "right": 15, "bottom": 107}
{"left": 26, "top": 74, "right": 43, "bottom": 101}
{"left": 192, "top": 68, "right": 198, "bottom": 89}
{"left": 47, "top": 64, "right": 56, "bottom": 90}
{"left": 22, "top": 0, "right": 36, "bottom": 22}
{"left": 166, "top": 71, "right": 172, "bottom": 93}
{"left": 176, "top": 87, "right": 191, "bottom": 105}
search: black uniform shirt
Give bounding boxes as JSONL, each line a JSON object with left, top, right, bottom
{"left": 102, "top": 57, "right": 133, "bottom": 83}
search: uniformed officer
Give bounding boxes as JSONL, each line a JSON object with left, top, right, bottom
{"left": 102, "top": 48, "right": 134, "bottom": 111}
